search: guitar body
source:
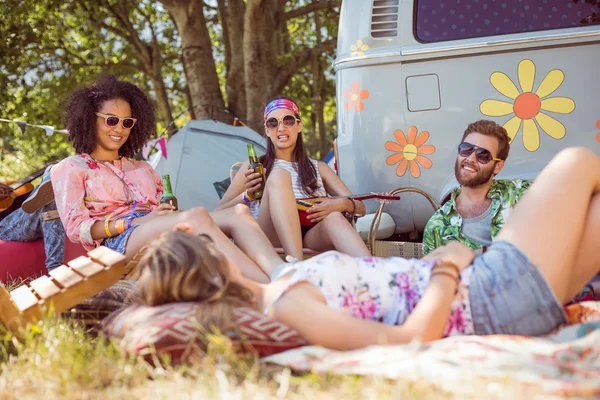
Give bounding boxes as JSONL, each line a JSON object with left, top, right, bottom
{"left": 0, "top": 182, "right": 35, "bottom": 213}
{"left": 0, "top": 167, "right": 47, "bottom": 213}
{"left": 296, "top": 197, "right": 325, "bottom": 227}
{"left": 296, "top": 193, "right": 401, "bottom": 227}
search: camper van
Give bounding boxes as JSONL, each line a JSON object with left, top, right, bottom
{"left": 335, "top": 0, "right": 600, "bottom": 234}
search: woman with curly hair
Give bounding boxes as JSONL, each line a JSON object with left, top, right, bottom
{"left": 216, "top": 97, "right": 370, "bottom": 262}
{"left": 136, "top": 147, "right": 600, "bottom": 349}
{"left": 51, "top": 75, "right": 283, "bottom": 283}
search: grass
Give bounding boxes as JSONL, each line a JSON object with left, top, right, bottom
{"left": 0, "top": 316, "right": 462, "bottom": 400}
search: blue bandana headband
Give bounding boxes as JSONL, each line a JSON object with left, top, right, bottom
{"left": 264, "top": 99, "right": 300, "bottom": 121}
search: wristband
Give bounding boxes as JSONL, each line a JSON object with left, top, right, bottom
{"left": 242, "top": 190, "right": 255, "bottom": 203}
{"left": 116, "top": 219, "right": 126, "bottom": 234}
{"left": 104, "top": 212, "right": 115, "bottom": 238}
{"left": 126, "top": 201, "right": 137, "bottom": 229}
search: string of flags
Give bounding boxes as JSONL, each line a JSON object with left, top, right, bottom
{"left": 0, "top": 118, "right": 69, "bottom": 136}
{"left": 142, "top": 136, "right": 168, "bottom": 160}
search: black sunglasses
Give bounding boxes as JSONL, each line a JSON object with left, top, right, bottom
{"left": 265, "top": 115, "right": 300, "bottom": 130}
{"left": 96, "top": 112, "right": 137, "bottom": 129}
{"left": 457, "top": 142, "right": 501, "bottom": 165}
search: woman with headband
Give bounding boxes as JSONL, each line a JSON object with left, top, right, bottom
{"left": 217, "top": 97, "right": 371, "bottom": 267}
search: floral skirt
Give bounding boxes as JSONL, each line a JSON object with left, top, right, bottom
{"left": 101, "top": 211, "right": 150, "bottom": 254}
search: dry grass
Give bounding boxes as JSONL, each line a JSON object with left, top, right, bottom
{"left": 0, "top": 316, "right": 462, "bottom": 400}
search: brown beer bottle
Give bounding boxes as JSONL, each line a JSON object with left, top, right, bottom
{"left": 247, "top": 144, "right": 265, "bottom": 200}
{"left": 160, "top": 174, "right": 179, "bottom": 210}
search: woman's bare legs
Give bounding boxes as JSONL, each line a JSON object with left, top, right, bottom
{"left": 211, "top": 204, "right": 283, "bottom": 277}
{"left": 256, "top": 169, "right": 305, "bottom": 260}
{"left": 496, "top": 147, "right": 600, "bottom": 304}
{"left": 565, "top": 193, "right": 600, "bottom": 300}
{"left": 124, "top": 206, "right": 270, "bottom": 283}
{"left": 303, "top": 212, "right": 371, "bottom": 257}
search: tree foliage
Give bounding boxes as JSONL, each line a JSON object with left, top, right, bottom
{"left": 0, "top": 0, "right": 340, "bottom": 181}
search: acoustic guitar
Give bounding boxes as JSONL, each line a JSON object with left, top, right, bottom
{"left": 296, "top": 192, "right": 400, "bottom": 227}
{"left": 0, "top": 167, "right": 46, "bottom": 213}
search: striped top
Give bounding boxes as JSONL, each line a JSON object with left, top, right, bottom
{"left": 250, "top": 158, "right": 327, "bottom": 218}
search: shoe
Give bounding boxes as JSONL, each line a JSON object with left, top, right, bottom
{"left": 22, "top": 166, "right": 55, "bottom": 214}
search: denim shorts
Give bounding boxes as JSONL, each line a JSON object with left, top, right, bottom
{"left": 101, "top": 211, "right": 149, "bottom": 254}
{"left": 469, "top": 240, "right": 567, "bottom": 336}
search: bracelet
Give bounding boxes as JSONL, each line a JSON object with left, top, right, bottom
{"left": 433, "top": 259, "right": 461, "bottom": 276}
{"left": 347, "top": 198, "right": 356, "bottom": 215}
{"left": 104, "top": 212, "right": 115, "bottom": 238}
{"left": 430, "top": 270, "right": 460, "bottom": 293}
{"left": 115, "top": 219, "right": 126, "bottom": 234}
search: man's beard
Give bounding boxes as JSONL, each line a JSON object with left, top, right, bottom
{"left": 454, "top": 158, "right": 496, "bottom": 187}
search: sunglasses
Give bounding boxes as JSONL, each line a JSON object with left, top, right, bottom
{"left": 265, "top": 115, "right": 301, "bottom": 130}
{"left": 96, "top": 112, "right": 137, "bottom": 129}
{"left": 457, "top": 142, "right": 501, "bottom": 164}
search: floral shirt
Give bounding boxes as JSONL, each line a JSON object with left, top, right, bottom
{"left": 52, "top": 154, "right": 163, "bottom": 250}
{"left": 265, "top": 251, "right": 474, "bottom": 337}
{"left": 422, "top": 179, "right": 531, "bottom": 256}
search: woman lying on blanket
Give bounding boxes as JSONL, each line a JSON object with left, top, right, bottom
{"left": 135, "top": 147, "right": 600, "bottom": 349}
{"left": 51, "top": 75, "right": 283, "bottom": 283}
{"left": 215, "top": 97, "right": 370, "bottom": 261}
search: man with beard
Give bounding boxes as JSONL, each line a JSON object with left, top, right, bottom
{"left": 422, "top": 120, "right": 530, "bottom": 256}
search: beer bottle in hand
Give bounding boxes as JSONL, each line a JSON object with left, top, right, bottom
{"left": 247, "top": 144, "right": 265, "bottom": 200}
{"left": 160, "top": 174, "right": 179, "bottom": 210}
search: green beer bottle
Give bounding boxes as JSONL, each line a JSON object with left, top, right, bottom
{"left": 247, "top": 144, "right": 265, "bottom": 200}
{"left": 160, "top": 174, "right": 179, "bottom": 210}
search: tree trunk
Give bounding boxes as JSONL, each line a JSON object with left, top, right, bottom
{"left": 219, "top": 0, "right": 247, "bottom": 121}
{"left": 312, "top": 7, "right": 328, "bottom": 159}
{"left": 162, "top": 0, "right": 225, "bottom": 120}
{"left": 243, "top": 0, "right": 280, "bottom": 131}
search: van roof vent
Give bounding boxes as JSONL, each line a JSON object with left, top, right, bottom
{"left": 370, "top": 0, "right": 399, "bottom": 38}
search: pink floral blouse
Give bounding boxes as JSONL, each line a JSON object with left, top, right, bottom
{"left": 265, "top": 251, "right": 475, "bottom": 337}
{"left": 52, "top": 154, "right": 163, "bottom": 250}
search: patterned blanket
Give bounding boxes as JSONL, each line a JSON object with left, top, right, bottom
{"left": 264, "top": 301, "right": 600, "bottom": 398}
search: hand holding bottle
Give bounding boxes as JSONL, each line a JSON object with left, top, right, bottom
{"left": 244, "top": 168, "right": 264, "bottom": 200}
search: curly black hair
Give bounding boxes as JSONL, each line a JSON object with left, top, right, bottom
{"left": 63, "top": 75, "right": 156, "bottom": 158}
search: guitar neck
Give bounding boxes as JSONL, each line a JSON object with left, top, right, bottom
{"left": 8, "top": 167, "right": 46, "bottom": 190}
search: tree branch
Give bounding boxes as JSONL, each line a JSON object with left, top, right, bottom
{"left": 284, "top": 0, "right": 340, "bottom": 20}
{"left": 273, "top": 37, "right": 336, "bottom": 94}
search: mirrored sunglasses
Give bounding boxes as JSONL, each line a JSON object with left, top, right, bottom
{"left": 265, "top": 115, "right": 300, "bottom": 130}
{"left": 457, "top": 142, "right": 501, "bottom": 164}
{"left": 96, "top": 112, "right": 137, "bottom": 129}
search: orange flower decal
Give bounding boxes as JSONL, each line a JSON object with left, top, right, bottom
{"left": 596, "top": 120, "right": 600, "bottom": 143}
{"left": 343, "top": 82, "right": 370, "bottom": 112}
{"left": 385, "top": 126, "right": 435, "bottom": 178}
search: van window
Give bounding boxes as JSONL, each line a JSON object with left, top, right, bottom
{"left": 415, "top": 0, "right": 600, "bottom": 43}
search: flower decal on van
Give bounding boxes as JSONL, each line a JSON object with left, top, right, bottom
{"left": 343, "top": 82, "right": 370, "bottom": 112}
{"left": 480, "top": 59, "right": 575, "bottom": 152}
{"left": 385, "top": 126, "right": 435, "bottom": 178}
{"left": 596, "top": 120, "right": 600, "bottom": 143}
{"left": 350, "top": 40, "right": 369, "bottom": 57}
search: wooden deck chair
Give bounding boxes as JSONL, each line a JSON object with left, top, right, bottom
{"left": 0, "top": 246, "right": 126, "bottom": 333}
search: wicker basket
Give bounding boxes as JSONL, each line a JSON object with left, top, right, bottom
{"left": 367, "top": 187, "right": 441, "bottom": 259}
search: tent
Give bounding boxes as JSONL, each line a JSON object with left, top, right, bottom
{"left": 153, "top": 120, "right": 266, "bottom": 211}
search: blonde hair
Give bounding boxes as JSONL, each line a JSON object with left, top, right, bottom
{"left": 134, "top": 230, "right": 255, "bottom": 334}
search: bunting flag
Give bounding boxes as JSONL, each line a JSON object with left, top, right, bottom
{"left": 142, "top": 137, "right": 168, "bottom": 160}
{"left": 0, "top": 118, "right": 68, "bottom": 135}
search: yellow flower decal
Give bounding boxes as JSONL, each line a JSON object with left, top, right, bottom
{"left": 480, "top": 59, "right": 575, "bottom": 152}
{"left": 385, "top": 126, "right": 435, "bottom": 178}
{"left": 350, "top": 40, "right": 369, "bottom": 56}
